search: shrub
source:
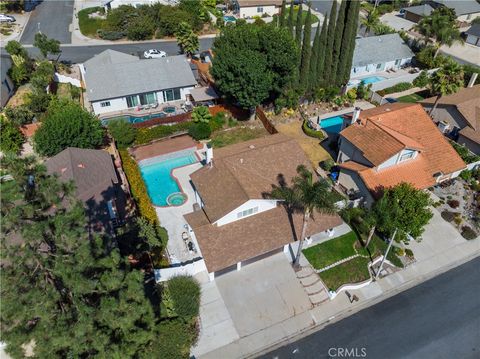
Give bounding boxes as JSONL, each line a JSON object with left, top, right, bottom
{"left": 191, "top": 106, "right": 212, "bottom": 123}
{"left": 377, "top": 82, "right": 413, "bottom": 96}
{"left": 97, "top": 29, "right": 124, "bottom": 40}
{"left": 167, "top": 276, "right": 200, "bottom": 319}
{"left": 459, "top": 169, "right": 473, "bottom": 182}
{"left": 413, "top": 70, "right": 429, "bottom": 88}
{"left": 405, "top": 248, "right": 414, "bottom": 258}
{"left": 108, "top": 119, "right": 136, "bottom": 149}
{"left": 346, "top": 88, "right": 357, "bottom": 101}
{"left": 4, "top": 105, "right": 34, "bottom": 126}
{"left": 209, "top": 111, "right": 226, "bottom": 131}
{"left": 188, "top": 122, "right": 211, "bottom": 140}
{"left": 302, "top": 120, "right": 324, "bottom": 140}
{"left": 441, "top": 210, "right": 455, "bottom": 222}
{"left": 134, "top": 121, "right": 192, "bottom": 145}
{"left": 394, "top": 247, "right": 405, "bottom": 256}
{"left": 447, "top": 199, "right": 460, "bottom": 209}
{"left": 156, "top": 319, "right": 197, "bottom": 358}
{"left": 0, "top": 117, "right": 24, "bottom": 154}
{"left": 453, "top": 216, "right": 463, "bottom": 226}
{"left": 321, "top": 159, "right": 335, "bottom": 172}
{"left": 119, "top": 149, "right": 158, "bottom": 224}
{"left": 461, "top": 226, "right": 478, "bottom": 240}
{"left": 127, "top": 16, "right": 155, "bottom": 40}
{"left": 450, "top": 141, "right": 480, "bottom": 164}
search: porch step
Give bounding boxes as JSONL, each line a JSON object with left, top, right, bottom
{"left": 296, "top": 267, "right": 315, "bottom": 279}
{"left": 309, "top": 290, "right": 330, "bottom": 305}
{"left": 300, "top": 274, "right": 321, "bottom": 287}
{"left": 305, "top": 282, "right": 327, "bottom": 296}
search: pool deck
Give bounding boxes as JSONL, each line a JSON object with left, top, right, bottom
{"left": 314, "top": 101, "right": 376, "bottom": 123}
{"left": 131, "top": 135, "right": 199, "bottom": 162}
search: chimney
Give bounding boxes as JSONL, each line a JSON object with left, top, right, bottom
{"left": 467, "top": 73, "right": 478, "bottom": 88}
{"left": 206, "top": 143, "right": 213, "bottom": 167}
{"left": 351, "top": 107, "right": 361, "bottom": 124}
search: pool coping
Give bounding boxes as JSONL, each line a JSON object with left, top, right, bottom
{"left": 139, "top": 148, "right": 202, "bottom": 209}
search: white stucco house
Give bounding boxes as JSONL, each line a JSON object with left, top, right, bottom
{"left": 232, "top": 0, "right": 282, "bottom": 18}
{"left": 80, "top": 50, "right": 197, "bottom": 117}
{"left": 184, "top": 134, "right": 342, "bottom": 280}
{"left": 350, "top": 33, "right": 415, "bottom": 79}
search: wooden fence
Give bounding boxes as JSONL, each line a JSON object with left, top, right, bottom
{"left": 256, "top": 106, "right": 278, "bottom": 135}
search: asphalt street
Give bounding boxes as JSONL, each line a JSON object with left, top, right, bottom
{"left": 20, "top": 0, "right": 74, "bottom": 44}
{"left": 261, "top": 257, "right": 480, "bottom": 359}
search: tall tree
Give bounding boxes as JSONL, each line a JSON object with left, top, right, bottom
{"left": 315, "top": 14, "right": 329, "bottom": 88}
{"left": 270, "top": 165, "right": 338, "bottom": 267}
{"left": 309, "top": 24, "right": 321, "bottom": 92}
{"left": 33, "top": 32, "right": 61, "bottom": 59}
{"left": 336, "top": 0, "right": 360, "bottom": 86}
{"left": 428, "top": 60, "right": 464, "bottom": 115}
{"left": 287, "top": 0, "right": 295, "bottom": 35}
{"left": 175, "top": 21, "right": 199, "bottom": 57}
{"left": 295, "top": 3, "right": 303, "bottom": 46}
{"left": 299, "top": 7, "right": 312, "bottom": 91}
{"left": 329, "top": 0, "right": 347, "bottom": 86}
{"left": 339, "top": 0, "right": 360, "bottom": 85}
{"left": 361, "top": 9, "right": 380, "bottom": 36}
{"left": 322, "top": 0, "right": 337, "bottom": 87}
{"left": 279, "top": 0, "right": 287, "bottom": 27}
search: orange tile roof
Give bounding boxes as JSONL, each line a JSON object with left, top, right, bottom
{"left": 339, "top": 103, "right": 466, "bottom": 192}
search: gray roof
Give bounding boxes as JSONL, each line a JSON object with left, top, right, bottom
{"left": 404, "top": 4, "right": 434, "bottom": 16}
{"left": 352, "top": 33, "right": 415, "bottom": 67}
{"left": 46, "top": 147, "right": 118, "bottom": 204}
{"left": 466, "top": 23, "right": 480, "bottom": 37}
{"left": 432, "top": 0, "right": 480, "bottom": 16}
{"left": 83, "top": 49, "right": 197, "bottom": 102}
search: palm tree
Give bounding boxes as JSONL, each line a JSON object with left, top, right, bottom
{"left": 270, "top": 165, "right": 338, "bottom": 268}
{"left": 429, "top": 61, "right": 464, "bottom": 115}
{"left": 175, "top": 22, "right": 199, "bottom": 57}
{"left": 361, "top": 10, "right": 380, "bottom": 36}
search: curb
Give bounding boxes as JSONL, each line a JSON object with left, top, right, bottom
{"left": 236, "top": 251, "right": 480, "bottom": 358}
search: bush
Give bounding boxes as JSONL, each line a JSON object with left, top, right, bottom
{"left": 405, "top": 248, "right": 414, "bottom": 258}
{"left": 413, "top": 70, "right": 429, "bottom": 88}
{"left": 4, "top": 105, "right": 34, "bottom": 126}
{"left": 167, "top": 276, "right": 200, "bottom": 319}
{"left": 191, "top": 106, "right": 212, "bottom": 123}
{"left": 108, "top": 119, "right": 136, "bottom": 149}
{"left": 302, "top": 120, "right": 324, "bottom": 140}
{"left": 0, "top": 117, "right": 24, "bottom": 154}
{"left": 188, "top": 122, "right": 211, "bottom": 140}
{"left": 450, "top": 141, "right": 480, "bottom": 164}
{"left": 441, "top": 210, "right": 455, "bottom": 222}
{"left": 209, "top": 111, "right": 226, "bottom": 131}
{"left": 377, "top": 82, "right": 413, "bottom": 96}
{"left": 461, "top": 226, "right": 478, "bottom": 240}
{"left": 156, "top": 319, "right": 197, "bottom": 358}
{"left": 26, "top": 90, "right": 52, "bottom": 114}
{"left": 127, "top": 16, "right": 155, "bottom": 40}
{"left": 321, "top": 159, "right": 335, "bottom": 172}
{"left": 97, "top": 29, "right": 124, "bottom": 40}
{"left": 453, "top": 216, "right": 463, "bottom": 226}
{"left": 447, "top": 199, "right": 460, "bottom": 209}
{"left": 119, "top": 149, "right": 158, "bottom": 224}
{"left": 135, "top": 122, "right": 192, "bottom": 145}
{"left": 394, "top": 247, "right": 405, "bottom": 256}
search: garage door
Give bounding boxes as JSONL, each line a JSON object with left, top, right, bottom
{"left": 242, "top": 247, "right": 283, "bottom": 267}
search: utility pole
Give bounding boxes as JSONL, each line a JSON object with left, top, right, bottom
{"left": 375, "top": 228, "right": 397, "bottom": 280}
{"left": 373, "top": 0, "right": 380, "bottom": 11}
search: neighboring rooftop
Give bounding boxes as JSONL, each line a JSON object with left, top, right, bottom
{"left": 466, "top": 23, "right": 480, "bottom": 37}
{"left": 339, "top": 103, "right": 466, "bottom": 192}
{"left": 352, "top": 33, "right": 415, "bottom": 68}
{"left": 431, "top": 0, "right": 480, "bottom": 16}
{"left": 404, "top": 4, "right": 434, "bottom": 16}
{"left": 419, "top": 84, "right": 480, "bottom": 130}
{"left": 235, "top": 0, "right": 282, "bottom": 6}
{"left": 83, "top": 49, "right": 197, "bottom": 102}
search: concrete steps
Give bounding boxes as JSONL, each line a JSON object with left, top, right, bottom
{"left": 296, "top": 268, "right": 330, "bottom": 306}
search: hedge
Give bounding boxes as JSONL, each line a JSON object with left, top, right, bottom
{"left": 119, "top": 149, "right": 158, "bottom": 224}
{"left": 377, "top": 82, "right": 413, "bottom": 96}
{"left": 302, "top": 120, "right": 325, "bottom": 140}
{"left": 167, "top": 276, "right": 201, "bottom": 319}
{"left": 135, "top": 122, "right": 193, "bottom": 145}
{"left": 450, "top": 141, "right": 480, "bottom": 164}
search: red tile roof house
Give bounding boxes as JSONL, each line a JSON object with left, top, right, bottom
{"left": 184, "top": 134, "right": 342, "bottom": 281}
{"left": 336, "top": 103, "right": 467, "bottom": 206}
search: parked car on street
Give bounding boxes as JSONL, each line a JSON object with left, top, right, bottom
{"left": 0, "top": 14, "right": 16, "bottom": 22}
{"left": 143, "top": 49, "right": 167, "bottom": 59}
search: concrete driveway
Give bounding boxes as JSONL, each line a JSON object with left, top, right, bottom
{"left": 21, "top": 0, "right": 74, "bottom": 44}
{"left": 380, "top": 12, "right": 416, "bottom": 32}
{"left": 440, "top": 42, "right": 480, "bottom": 66}
{"left": 215, "top": 253, "right": 312, "bottom": 337}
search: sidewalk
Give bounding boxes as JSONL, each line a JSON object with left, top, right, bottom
{"left": 198, "top": 207, "right": 480, "bottom": 358}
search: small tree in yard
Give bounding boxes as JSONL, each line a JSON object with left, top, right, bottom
{"left": 0, "top": 117, "right": 24, "bottom": 154}
{"left": 428, "top": 60, "right": 464, "bottom": 115}
{"left": 372, "top": 182, "right": 433, "bottom": 242}
{"left": 108, "top": 119, "right": 136, "bottom": 149}
{"left": 30, "top": 60, "right": 55, "bottom": 90}
{"left": 34, "top": 99, "right": 104, "bottom": 156}
{"left": 33, "top": 32, "right": 61, "bottom": 59}
{"left": 175, "top": 22, "right": 199, "bottom": 57}
{"left": 270, "top": 165, "right": 338, "bottom": 267}
{"left": 191, "top": 106, "right": 212, "bottom": 123}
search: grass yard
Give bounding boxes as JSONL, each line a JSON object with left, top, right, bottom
{"left": 396, "top": 93, "right": 425, "bottom": 103}
{"left": 319, "top": 256, "right": 371, "bottom": 291}
{"left": 78, "top": 7, "right": 105, "bottom": 37}
{"left": 302, "top": 231, "right": 359, "bottom": 270}
{"left": 210, "top": 126, "right": 268, "bottom": 148}
{"left": 55, "top": 83, "right": 81, "bottom": 103}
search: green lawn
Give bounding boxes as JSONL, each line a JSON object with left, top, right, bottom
{"left": 78, "top": 7, "right": 105, "bottom": 37}
{"left": 210, "top": 127, "right": 268, "bottom": 148}
{"left": 319, "top": 256, "right": 371, "bottom": 291}
{"left": 302, "top": 231, "right": 359, "bottom": 270}
{"left": 396, "top": 93, "right": 425, "bottom": 103}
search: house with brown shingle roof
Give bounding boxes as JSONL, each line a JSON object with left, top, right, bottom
{"left": 419, "top": 84, "right": 480, "bottom": 155}
{"left": 184, "top": 134, "right": 342, "bottom": 280}
{"left": 336, "top": 103, "right": 466, "bottom": 206}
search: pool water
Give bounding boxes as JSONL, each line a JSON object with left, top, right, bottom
{"left": 360, "top": 76, "right": 386, "bottom": 84}
{"left": 101, "top": 112, "right": 167, "bottom": 126}
{"left": 224, "top": 15, "right": 236, "bottom": 22}
{"left": 320, "top": 116, "right": 346, "bottom": 134}
{"left": 140, "top": 153, "right": 197, "bottom": 206}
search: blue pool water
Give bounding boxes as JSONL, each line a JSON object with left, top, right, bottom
{"left": 224, "top": 15, "right": 236, "bottom": 22}
{"left": 360, "top": 76, "right": 386, "bottom": 84}
{"left": 320, "top": 116, "right": 346, "bottom": 134}
{"left": 101, "top": 112, "right": 167, "bottom": 126}
{"left": 140, "top": 153, "right": 197, "bottom": 206}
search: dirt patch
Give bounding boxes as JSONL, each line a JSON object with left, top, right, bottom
{"left": 6, "top": 84, "right": 32, "bottom": 107}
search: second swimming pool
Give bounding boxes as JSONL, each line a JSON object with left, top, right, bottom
{"left": 319, "top": 116, "right": 346, "bottom": 134}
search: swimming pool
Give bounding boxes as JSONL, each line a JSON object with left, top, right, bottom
{"left": 101, "top": 112, "right": 167, "bottom": 126}
{"left": 139, "top": 151, "right": 198, "bottom": 206}
{"left": 224, "top": 15, "right": 236, "bottom": 22}
{"left": 319, "top": 116, "right": 346, "bottom": 134}
{"left": 359, "top": 76, "right": 386, "bottom": 84}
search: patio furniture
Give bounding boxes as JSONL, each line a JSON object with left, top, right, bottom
{"left": 182, "top": 232, "right": 189, "bottom": 241}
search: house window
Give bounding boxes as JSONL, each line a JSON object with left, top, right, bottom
{"left": 237, "top": 207, "right": 259, "bottom": 219}
{"left": 257, "top": 6, "right": 263, "bottom": 13}
{"left": 139, "top": 92, "right": 157, "bottom": 105}
{"left": 163, "top": 88, "right": 181, "bottom": 102}
{"left": 395, "top": 59, "right": 401, "bottom": 66}
{"left": 399, "top": 151, "right": 415, "bottom": 162}
{"left": 100, "top": 101, "right": 111, "bottom": 107}
{"left": 376, "top": 63, "right": 382, "bottom": 69}
{"left": 126, "top": 95, "right": 139, "bottom": 108}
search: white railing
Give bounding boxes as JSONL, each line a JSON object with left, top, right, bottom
{"left": 54, "top": 72, "right": 81, "bottom": 88}
{"left": 154, "top": 258, "right": 207, "bottom": 282}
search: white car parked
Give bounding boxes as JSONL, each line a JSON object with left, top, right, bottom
{"left": 143, "top": 49, "right": 167, "bottom": 59}
{"left": 0, "top": 14, "right": 16, "bottom": 23}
